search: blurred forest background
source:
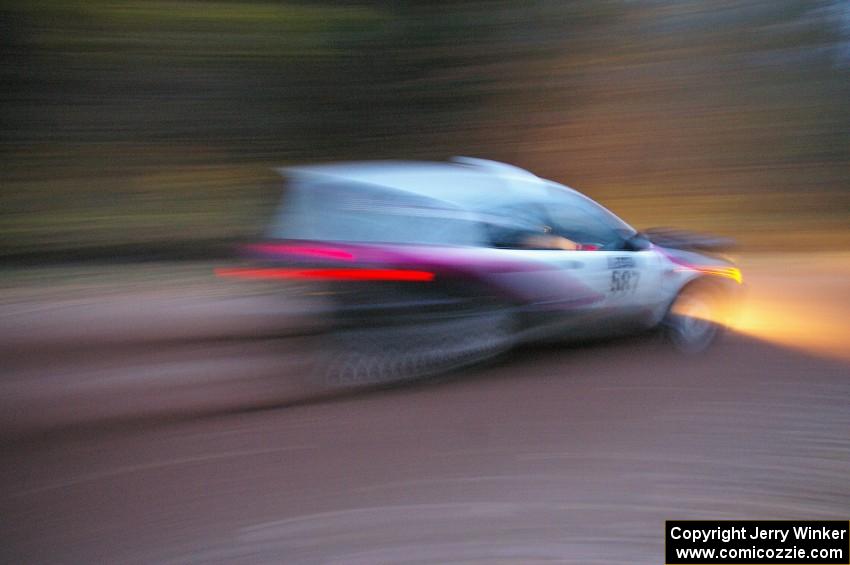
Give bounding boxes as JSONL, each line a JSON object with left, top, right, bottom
{"left": 2, "top": 0, "right": 849, "bottom": 259}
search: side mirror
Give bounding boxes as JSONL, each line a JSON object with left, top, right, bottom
{"left": 624, "top": 232, "right": 652, "bottom": 251}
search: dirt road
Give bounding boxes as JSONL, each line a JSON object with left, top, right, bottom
{"left": 0, "top": 257, "right": 848, "bottom": 564}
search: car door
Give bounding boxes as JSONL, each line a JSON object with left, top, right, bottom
{"left": 539, "top": 185, "right": 663, "bottom": 333}
{"left": 480, "top": 200, "right": 609, "bottom": 334}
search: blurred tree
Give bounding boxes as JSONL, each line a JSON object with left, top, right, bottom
{"left": 0, "top": 0, "right": 847, "bottom": 256}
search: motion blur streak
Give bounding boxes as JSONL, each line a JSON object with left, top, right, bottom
{"left": 667, "top": 257, "right": 850, "bottom": 362}
{"left": 674, "top": 266, "right": 743, "bottom": 284}
{"left": 215, "top": 267, "right": 435, "bottom": 282}
{"left": 729, "top": 255, "right": 850, "bottom": 362}
{"left": 246, "top": 244, "right": 356, "bottom": 261}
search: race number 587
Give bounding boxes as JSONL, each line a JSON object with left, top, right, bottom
{"left": 611, "top": 269, "right": 639, "bottom": 294}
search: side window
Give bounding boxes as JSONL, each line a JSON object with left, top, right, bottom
{"left": 270, "top": 179, "right": 484, "bottom": 246}
{"left": 484, "top": 203, "right": 551, "bottom": 249}
{"left": 543, "top": 189, "right": 635, "bottom": 250}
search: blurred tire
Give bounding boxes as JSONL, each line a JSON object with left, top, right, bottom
{"left": 663, "top": 282, "right": 725, "bottom": 353}
{"left": 315, "top": 308, "right": 516, "bottom": 388}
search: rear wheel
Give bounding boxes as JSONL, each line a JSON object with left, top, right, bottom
{"left": 316, "top": 308, "right": 516, "bottom": 388}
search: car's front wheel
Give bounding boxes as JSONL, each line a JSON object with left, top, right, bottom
{"left": 663, "top": 282, "right": 725, "bottom": 353}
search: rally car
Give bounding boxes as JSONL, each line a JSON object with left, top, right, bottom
{"left": 219, "top": 157, "right": 743, "bottom": 385}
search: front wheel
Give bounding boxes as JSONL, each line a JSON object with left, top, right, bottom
{"left": 663, "top": 283, "right": 725, "bottom": 353}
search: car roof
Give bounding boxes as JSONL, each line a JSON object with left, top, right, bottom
{"left": 279, "top": 158, "right": 578, "bottom": 210}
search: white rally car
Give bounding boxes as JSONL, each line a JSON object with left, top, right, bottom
{"left": 222, "top": 157, "right": 744, "bottom": 385}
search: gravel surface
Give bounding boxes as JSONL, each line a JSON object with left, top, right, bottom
{"left": 0, "top": 255, "right": 848, "bottom": 564}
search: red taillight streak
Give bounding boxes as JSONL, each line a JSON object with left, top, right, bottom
{"left": 216, "top": 268, "right": 434, "bottom": 282}
{"left": 247, "top": 244, "right": 355, "bottom": 261}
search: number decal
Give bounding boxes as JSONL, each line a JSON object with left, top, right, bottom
{"left": 608, "top": 256, "right": 636, "bottom": 269}
{"left": 610, "top": 269, "right": 640, "bottom": 294}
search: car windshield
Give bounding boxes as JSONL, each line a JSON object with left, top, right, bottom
{"left": 542, "top": 185, "right": 637, "bottom": 248}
